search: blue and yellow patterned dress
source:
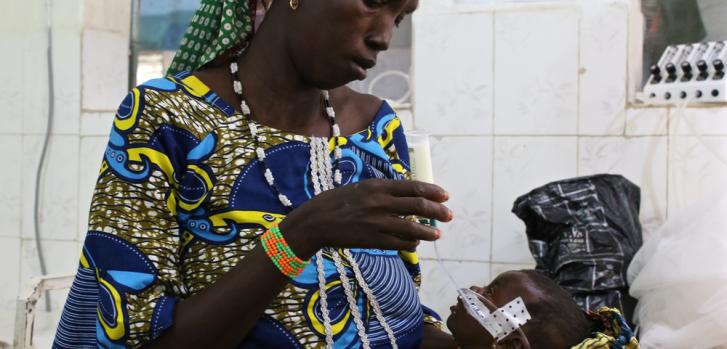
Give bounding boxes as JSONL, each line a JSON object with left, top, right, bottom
{"left": 53, "top": 71, "right": 440, "bottom": 349}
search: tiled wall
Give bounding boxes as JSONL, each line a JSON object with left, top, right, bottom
{"left": 2, "top": 0, "right": 727, "bottom": 344}
{"left": 412, "top": 0, "right": 727, "bottom": 321}
{"left": 0, "top": 0, "right": 130, "bottom": 345}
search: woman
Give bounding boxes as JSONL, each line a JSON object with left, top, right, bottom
{"left": 54, "top": 0, "right": 456, "bottom": 348}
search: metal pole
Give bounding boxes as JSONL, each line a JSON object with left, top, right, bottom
{"left": 129, "top": 0, "right": 141, "bottom": 89}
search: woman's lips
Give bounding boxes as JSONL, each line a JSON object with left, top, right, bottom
{"left": 353, "top": 57, "right": 376, "bottom": 70}
{"left": 351, "top": 57, "right": 376, "bottom": 79}
{"left": 351, "top": 61, "right": 367, "bottom": 79}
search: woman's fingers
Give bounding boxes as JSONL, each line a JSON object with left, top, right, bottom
{"left": 348, "top": 231, "right": 421, "bottom": 251}
{"left": 379, "top": 216, "right": 441, "bottom": 242}
{"left": 358, "top": 179, "right": 449, "bottom": 203}
{"left": 352, "top": 180, "right": 452, "bottom": 221}
{"left": 385, "top": 197, "right": 453, "bottom": 222}
{"left": 294, "top": 179, "right": 453, "bottom": 252}
{"left": 327, "top": 217, "right": 437, "bottom": 250}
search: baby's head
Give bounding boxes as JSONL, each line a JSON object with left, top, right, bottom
{"left": 446, "top": 270, "right": 593, "bottom": 349}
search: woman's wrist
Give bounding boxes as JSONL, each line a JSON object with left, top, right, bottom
{"left": 278, "top": 217, "right": 318, "bottom": 261}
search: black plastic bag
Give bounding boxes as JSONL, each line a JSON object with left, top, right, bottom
{"left": 512, "top": 174, "right": 643, "bottom": 323}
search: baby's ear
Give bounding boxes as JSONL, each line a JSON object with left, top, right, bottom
{"left": 498, "top": 334, "right": 528, "bottom": 349}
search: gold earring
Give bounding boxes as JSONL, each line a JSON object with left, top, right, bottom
{"left": 289, "top": 0, "right": 299, "bottom": 10}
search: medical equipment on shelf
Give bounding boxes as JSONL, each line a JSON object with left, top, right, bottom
{"left": 643, "top": 40, "right": 727, "bottom": 104}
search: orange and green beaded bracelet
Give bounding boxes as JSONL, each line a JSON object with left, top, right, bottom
{"left": 261, "top": 223, "right": 310, "bottom": 278}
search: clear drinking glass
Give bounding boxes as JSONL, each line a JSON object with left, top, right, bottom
{"left": 405, "top": 129, "right": 434, "bottom": 184}
{"left": 405, "top": 130, "right": 436, "bottom": 227}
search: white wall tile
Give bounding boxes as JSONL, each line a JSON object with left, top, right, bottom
{"left": 22, "top": 30, "right": 50, "bottom": 135}
{"left": 22, "top": 135, "right": 80, "bottom": 241}
{"left": 394, "top": 109, "right": 414, "bottom": 132}
{"left": 20, "top": 239, "right": 80, "bottom": 286}
{"left": 80, "top": 112, "right": 114, "bottom": 136}
{"left": 5, "top": 0, "right": 81, "bottom": 137}
{"left": 413, "top": 12, "right": 493, "bottom": 135}
{"left": 52, "top": 0, "right": 82, "bottom": 32}
{"left": 417, "top": 136, "right": 492, "bottom": 261}
{"left": 625, "top": 107, "right": 668, "bottom": 136}
{"left": 492, "top": 137, "right": 578, "bottom": 263}
{"left": 82, "top": 30, "right": 129, "bottom": 111}
{"left": 0, "top": 136, "right": 22, "bottom": 238}
{"left": 0, "top": 0, "right": 45, "bottom": 32}
{"left": 669, "top": 107, "right": 727, "bottom": 136}
{"left": 417, "top": 0, "right": 456, "bottom": 13}
{"left": 494, "top": 7, "right": 579, "bottom": 135}
{"left": 50, "top": 31, "right": 81, "bottom": 135}
{"left": 0, "top": 237, "right": 20, "bottom": 343}
{"left": 578, "top": 2, "right": 628, "bottom": 135}
{"left": 0, "top": 34, "right": 24, "bottom": 134}
{"left": 668, "top": 136, "right": 727, "bottom": 215}
{"left": 578, "top": 136, "right": 668, "bottom": 237}
{"left": 83, "top": 0, "right": 132, "bottom": 37}
{"left": 419, "top": 259, "right": 490, "bottom": 325}
{"left": 489, "top": 262, "right": 537, "bottom": 282}
{"left": 78, "top": 136, "right": 107, "bottom": 239}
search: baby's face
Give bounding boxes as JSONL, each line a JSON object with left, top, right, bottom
{"left": 446, "top": 271, "right": 536, "bottom": 349}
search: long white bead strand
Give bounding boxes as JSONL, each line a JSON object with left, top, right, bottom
{"left": 330, "top": 249, "right": 371, "bottom": 349}
{"left": 316, "top": 138, "right": 334, "bottom": 192}
{"left": 343, "top": 249, "right": 398, "bottom": 349}
{"left": 232, "top": 61, "right": 293, "bottom": 208}
{"left": 322, "top": 91, "right": 343, "bottom": 185}
{"left": 315, "top": 250, "right": 335, "bottom": 348}
{"left": 309, "top": 137, "right": 323, "bottom": 196}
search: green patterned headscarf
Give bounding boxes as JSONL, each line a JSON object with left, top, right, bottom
{"left": 168, "top": 0, "right": 259, "bottom": 75}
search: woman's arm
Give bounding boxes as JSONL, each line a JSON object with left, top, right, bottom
{"left": 421, "top": 323, "right": 459, "bottom": 349}
{"left": 146, "top": 179, "right": 452, "bottom": 349}
{"left": 145, "top": 243, "right": 288, "bottom": 348}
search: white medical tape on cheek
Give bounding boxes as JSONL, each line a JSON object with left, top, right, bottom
{"left": 459, "top": 289, "right": 503, "bottom": 339}
{"left": 458, "top": 289, "right": 532, "bottom": 341}
{"left": 490, "top": 297, "right": 532, "bottom": 341}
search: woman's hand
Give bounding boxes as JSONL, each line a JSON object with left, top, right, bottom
{"left": 281, "top": 179, "right": 452, "bottom": 259}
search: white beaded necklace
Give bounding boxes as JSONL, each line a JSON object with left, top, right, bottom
{"left": 229, "top": 61, "right": 398, "bottom": 349}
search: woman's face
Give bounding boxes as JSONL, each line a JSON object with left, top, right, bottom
{"left": 284, "top": 0, "right": 418, "bottom": 89}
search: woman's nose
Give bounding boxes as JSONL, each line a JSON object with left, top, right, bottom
{"left": 364, "top": 17, "right": 394, "bottom": 52}
{"left": 365, "top": 32, "right": 391, "bottom": 52}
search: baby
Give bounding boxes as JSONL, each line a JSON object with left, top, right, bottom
{"left": 446, "top": 270, "right": 640, "bottom": 349}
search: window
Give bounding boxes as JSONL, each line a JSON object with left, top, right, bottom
{"left": 130, "top": 0, "right": 198, "bottom": 85}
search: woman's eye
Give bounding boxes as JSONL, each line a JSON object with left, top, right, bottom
{"left": 363, "top": 0, "right": 387, "bottom": 8}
